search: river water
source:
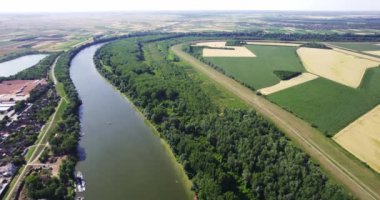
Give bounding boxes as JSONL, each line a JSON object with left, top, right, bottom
{"left": 0, "top": 54, "right": 48, "bottom": 77}
{"left": 70, "top": 44, "right": 192, "bottom": 200}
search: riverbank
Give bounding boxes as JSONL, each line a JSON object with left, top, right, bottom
{"left": 95, "top": 57, "right": 194, "bottom": 199}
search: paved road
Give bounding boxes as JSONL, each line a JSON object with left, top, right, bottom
{"left": 4, "top": 56, "right": 62, "bottom": 200}
{"left": 172, "top": 44, "right": 380, "bottom": 200}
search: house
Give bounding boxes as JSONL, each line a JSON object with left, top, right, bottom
{"left": 0, "top": 79, "right": 47, "bottom": 102}
{"left": 0, "top": 163, "right": 16, "bottom": 177}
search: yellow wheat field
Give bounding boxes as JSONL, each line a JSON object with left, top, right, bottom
{"left": 194, "top": 41, "right": 256, "bottom": 57}
{"left": 194, "top": 41, "right": 227, "bottom": 48}
{"left": 364, "top": 51, "right": 380, "bottom": 57}
{"left": 297, "top": 47, "right": 379, "bottom": 88}
{"left": 246, "top": 42, "right": 301, "bottom": 47}
{"left": 258, "top": 73, "right": 318, "bottom": 95}
{"left": 334, "top": 105, "right": 380, "bottom": 173}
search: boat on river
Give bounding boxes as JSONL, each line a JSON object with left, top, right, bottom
{"left": 75, "top": 171, "right": 86, "bottom": 192}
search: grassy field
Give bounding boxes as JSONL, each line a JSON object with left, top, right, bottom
{"left": 267, "top": 67, "right": 380, "bottom": 136}
{"left": 205, "top": 45, "right": 304, "bottom": 89}
{"left": 330, "top": 42, "right": 380, "bottom": 51}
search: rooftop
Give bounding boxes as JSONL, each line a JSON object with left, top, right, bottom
{"left": 0, "top": 79, "right": 47, "bottom": 102}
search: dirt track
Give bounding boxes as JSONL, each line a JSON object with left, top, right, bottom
{"left": 171, "top": 44, "right": 380, "bottom": 200}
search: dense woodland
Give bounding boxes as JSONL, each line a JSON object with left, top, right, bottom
{"left": 300, "top": 42, "right": 332, "bottom": 49}
{"left": 226, "top": 40, "right": 247, "bottom": 46}
{"left": 273, "top": 70, "right": 302, "bottom": 80}
{"left": 94, "top": 36, "right": 352, "bottom": 200}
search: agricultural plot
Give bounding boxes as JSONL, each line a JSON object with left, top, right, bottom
{"left": 205, "top": 45, "right": 305, "bottom": 89}
{"left": 332, "top": 48, "right": 380, "bottom": 62}
{"left": 330, "top": 42, "right": 380, "bottom": 51}
{"left": 267, "top": 67, "right": 380, "bottom": 136}
{"left": 246, "top": 41, "right": 301, "bottom": 47}
{"left": 259, "top": 73, "right": 318, "bottom": 95}
{"left": 194, "top": 41, "right": 256, "bottom": 57}
{"left": 297, "top": 47, "right": 379, "bottom": 88}
{"left": 333, "top": 105, "right": 380, "bottom": 173}
{"left": 193, "top": 41, "right": 226, "bottom": 48}
{"left": 365, "top": 51, "right": 380, "bottom": 56}
{"left": 203, "top": 48, "right": 256, "bottom": 57}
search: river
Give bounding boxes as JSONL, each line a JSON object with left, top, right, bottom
{"left": 0, "top": 54, "right": 48, "bottom": 77}
{"left": 70, "top": 44, "right": 192, "bottom": 200}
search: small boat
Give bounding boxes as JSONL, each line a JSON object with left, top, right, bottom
{"left": 75, "top": 171, "right": 86, "bottom": 192}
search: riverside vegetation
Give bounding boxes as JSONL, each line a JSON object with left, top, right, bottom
{"left": 15, "top": 30, "right": 379, "bottom": 199}
{"left": 94, "top": 36, "right": 352, "bottom": 200}
{"left": 21, "top": 50, "right": 82, "bottom": 199}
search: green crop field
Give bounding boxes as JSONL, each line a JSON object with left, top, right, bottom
{"left": 267, "top": 67, "right": 380, "bottom": 136}
{"left": 205, "top": 45, "right": 304, "bottom": 89}
{"left": 330, "top": 42, "right": 380, "bottom": 51}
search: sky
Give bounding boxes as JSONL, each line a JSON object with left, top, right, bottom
{"left": 0, "top": 0, "right": 379, "bottom": 12}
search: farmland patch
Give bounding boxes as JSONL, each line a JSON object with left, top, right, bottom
{"left": 205, "top": 45, "right": 305, "bottom": 89}
{"left": 333, "top": 105, "right": 380, "bottom": 173}
{"left": 268, "top": 67, "right": 380, "bottom": 135}
{"left": 297, "top": 47, "right": 379, "bottom": 88}
{"left": 364, "top": 51, "right": 380, "bottom": 57}
{"left": 194, "top": 41, "right": 256, "bottom": 57}
{"left": 259, "top": 73, "right": 317, "bottom": 95}
{"left": 247, "top": 42, "right": 301, "bottom": 47}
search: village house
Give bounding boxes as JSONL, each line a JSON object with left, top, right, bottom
{"left": 0, "top": 79, "right": 47, "bottom": 120}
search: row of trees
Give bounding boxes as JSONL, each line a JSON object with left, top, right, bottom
{"left": 24, "top": 48, "right": 84, "bottom": 199}
{"left": 94, "top": 36, "right": 352, "bottom": 200}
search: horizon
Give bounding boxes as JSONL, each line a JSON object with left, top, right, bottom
{"left": 0, "top": 0, "right": 379, "bottom": 13}
{"left": 1, "top": 10, "right": 380, "bottom": 15}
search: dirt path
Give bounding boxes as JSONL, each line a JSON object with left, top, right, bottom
{"left": 171, "top": 44, "right": 380, "bottom": 200}
{"left": 50, "top": 56, "right": 60, "bottom": 84}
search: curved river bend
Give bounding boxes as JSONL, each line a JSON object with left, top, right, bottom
{"left": 70, "top": 44, "right": 192, "bottom": 200}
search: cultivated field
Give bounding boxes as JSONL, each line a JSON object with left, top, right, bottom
{"left": 365, "top": 51, "right": 380, "bottom": 56}
{"left": 333, "top": 48, "right": 380, "bottom": 62}
{"left": 330, "top": 42, "right": 380, "bottom": 51}
{"left": 258, "top": 73, "right": 317, "bottom": 95}
{"left": 194, "top": 41, "right": 256, "bottom": 57}
{"left": 333, "top": 105, "right": 380, "bottom": 173}
{"left": 246, "top": 42, "right": 301, "bottom": 46}
{"left": 205, "top": 45, "right": 304, "bottom": 89}
{"left": 203, "top": 48, "right": 256, "bottom": 57}
{"left": 268, "top": 66, "right": 380, "bottom": 135}
{"left": 297, "top": 47, "right": 379, "bottom": 88}
{"left": 193, "top": 41, "right": 226, "bottom": 48}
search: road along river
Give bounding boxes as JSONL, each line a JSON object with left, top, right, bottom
{"left": 70, "top": 43, "right": 192, "bottom": 200}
